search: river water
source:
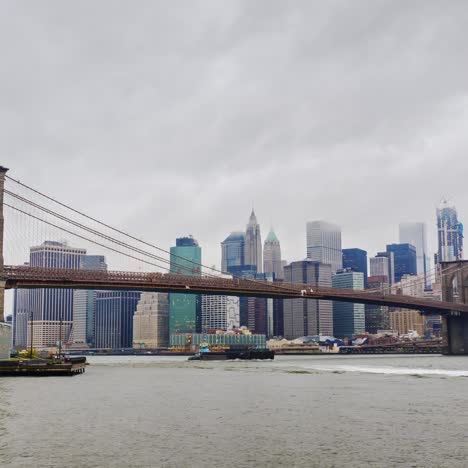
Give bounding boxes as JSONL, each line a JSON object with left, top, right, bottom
{"left": 1, "top": 355, "right": 467, "bottom": 467}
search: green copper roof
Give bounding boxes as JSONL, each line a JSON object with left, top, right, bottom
{"left": 265, "top": 230, "right": 279, "bottom": 243}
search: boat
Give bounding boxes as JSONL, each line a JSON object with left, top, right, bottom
{"left": 188, "top": 349, "right": 274, "bottom": 361}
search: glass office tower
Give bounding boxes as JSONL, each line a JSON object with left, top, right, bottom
{"left": 169, "top": 236, "right": 202, "bottom": 334}
{"left": 221, "top": 232, "right": 245, "bottom": 273}
{"left": 94, "top": 291, "right": 141, "bottom": 349}
{"left": 386, "top": 244, "right": 417, "bottom": 284}
{"left": 342, "top": 248, "right": 368, "bottom": 287}
{"left": 332, "top": 270, "right": 365, "bottom": 338}
{"left": 437, "top": 201, "right": 463, "bottom": 262}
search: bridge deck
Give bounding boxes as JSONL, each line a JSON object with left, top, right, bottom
{"left": 4, "top": 265, "right": 468, "bottom": 314}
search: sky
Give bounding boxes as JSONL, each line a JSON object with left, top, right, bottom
{"left": 2, "top": 1, "right": 468, "bottom": 277}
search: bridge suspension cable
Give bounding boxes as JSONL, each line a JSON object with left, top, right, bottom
{"left": 4, "top": 175, "right": 302, "bottom": 296}
{"left": 5, "top": 203, "right": 185, "bottom": 273}
{"left": 4, "top": 174, "right": 467, "bottom": 301}
{"left": 4, "top": 190, "right": 202, "bottom": 277}
{"left": 5, "top": 175, "right": 217, "bottom": 275}
{"left": 362, "top": 266, "right": 438, "bottom": 295}
{"left": 363, "top": 261, "right": 464, "bottom": 298}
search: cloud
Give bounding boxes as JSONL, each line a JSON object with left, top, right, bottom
{"left": 2, "top": 0, "right": 468, "bottom": 298}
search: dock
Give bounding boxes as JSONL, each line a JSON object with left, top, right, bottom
{"left": 0, "top": 356, "right": 87, "bottom": 376}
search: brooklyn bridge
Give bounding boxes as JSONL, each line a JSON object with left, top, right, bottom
{"left": 1, "top": 165, "right": 468, "bottom": 355}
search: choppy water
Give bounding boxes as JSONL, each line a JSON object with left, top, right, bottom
{"left": 1, "top": 355, "right": 468, "bottom": 467}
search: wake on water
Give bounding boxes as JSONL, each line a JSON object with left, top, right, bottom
{"left": 301, "top": 364, "right": 468, "bottom": 377}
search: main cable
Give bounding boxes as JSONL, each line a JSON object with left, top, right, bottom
{"left": 4, "top": 178, "right": 303, "bottom": 294}
{"left": 5, "top": 189, "right": 210, "bottom": 278}
{"left": 6, "top": 175, "right": 230, "bottom": 276}
{"left": 6, "top": 175, "right": 466, "bottom": 298}
{"left": 4, "top": 196, "right": 302, "bottom": 295}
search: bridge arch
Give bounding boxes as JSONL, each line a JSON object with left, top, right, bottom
{"left": 440, "top": 261, "right": 468, "bottom": 354}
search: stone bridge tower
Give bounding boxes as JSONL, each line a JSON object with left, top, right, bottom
{"left": 0, "top": 166, "right": 8, "bottom": 324}
{"left": 441, "top": 260, "right": 468, "bottom": 354}
{"left": 0, "top": 166, "right": 10, "bottom": 360}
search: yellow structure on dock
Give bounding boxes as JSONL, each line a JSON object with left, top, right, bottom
{"left": 0, "top": 356, "right": 87, "bottom": 376}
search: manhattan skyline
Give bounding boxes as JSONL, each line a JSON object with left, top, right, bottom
{"left": 2, "top": 4, "right": 468, "bottom": 468}
{"left": 2, "top": 2, "right": 468, "bottom": 276}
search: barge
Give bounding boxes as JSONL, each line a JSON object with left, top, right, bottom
{"left": 189, "top": 349, "right": 274, "bottom": 361}
{"left": 0, "top": 356, "right": 87, "bottom": 376}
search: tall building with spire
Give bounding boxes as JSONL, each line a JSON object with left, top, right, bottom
{"left": 263, "top": 229, "right": 283, "bottom": 280}
{"left": 244, "top": 210, "right": 262, "bottom": 273}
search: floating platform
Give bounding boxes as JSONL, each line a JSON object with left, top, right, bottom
{"left": 189, "top": 349, "right": 275, "bottom": 361}
{"left": 0, "top": 356, "right": 87, "bottom": 376}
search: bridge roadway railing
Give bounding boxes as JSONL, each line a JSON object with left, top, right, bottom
{"left": 3, "top": 265, "right": 391, "bottom": 298}
{"left": 4, "top": 265, "right": 468, "bottom": 314}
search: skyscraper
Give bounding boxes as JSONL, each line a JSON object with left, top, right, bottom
{"left": 247, "top": 293, "right": 270, "bottom": 336}
{"left": 244, "top": 210, "right": 262, "bottom": 273}
{"left": 332, "top": 270, "right": 365, "bottom": 338}
{"left": 27, "top": 241, "right": 86, "bottom": 349}
{"left": 133, "top": 292, "right": 169, "bottom": 349}
{"left": 221, "top": 232, "right": 245, "bottom": 273}
{"left": 306, "top": 221, "right": 342, "bottom": 272}
{"left": 390, "top": 309, "right": 427, "bottom": 336}
{"left": 365, "top": 275, "right": 390, "bottom": 333}
{"left": 169, "top": 236, "right": 201, "bottom": 334}
{"left": 342, "top": 248, "right": 368, "bottom": 287}
{"left": 272, "top": 297, "right": 284, "bottom": 338}
{"left": 399, "top": 222, "right": 429, "bottom": 287}
{"left": 72, "top": 255, "right": 107, "bottom": 346}
{"left": 95, "top": 291, "right": 141, "bottom": 349}
{"left": 226, "top": 265, "right": 270, "bottom": 335}
{"left": 283, "top": 260, "right": 333, "bottom": 339}
{"left": 263, "top": 229, "right": 284, "bottom": 337}
{"left": 369, "top": 255, "right": 390, "bottom": 282}
{"left": 201, "top": 295, "right": 240, "bottom": 332}
{"left": 437, "top": 201, "right": 463, "bottom": 262}
{"left": 0, "top": 323, "right": 11, "bottom": 360}
{"left": 12, "top": 287, "right": 29, "bottom": 348}
{"left": 386, "top": 244, "right": 417, "bottom": 284}
{"left": 170, "top": 236, "right": 202, "bottom": 276}
{"left": 263, "top": 229, "right": 283, "bottom": 280}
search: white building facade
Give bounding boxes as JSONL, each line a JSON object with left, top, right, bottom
{"left": 369, "top": 256, "right": 390, "bottom": 280}
{"left": 19, "top": 241, "right": 86, "bottom": 349}
{"left": 306, "top": 221, "right": 342, "bottom": 273}
{"left": 399, "top": 222, "right": 430, "bottom": 288}
{"left": 201, "top": 295, "right": 240, "bottom": 332}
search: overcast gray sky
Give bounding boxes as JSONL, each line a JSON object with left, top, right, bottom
{"left": 2, "top": 0, "right": 468, "bottom": 274}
